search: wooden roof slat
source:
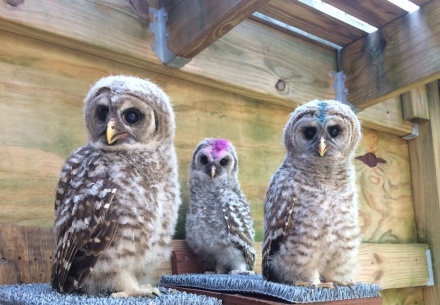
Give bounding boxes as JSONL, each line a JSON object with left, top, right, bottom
{"left": 166, "top": 0, "right": 269, "bottom": 60}
{"left": 257, "top": 0, "right": 367, "bottom": 47}
{"left": 410, "top": 0, "right": 434, "bottom": 6}
{"left": 322, "top": 0, "right": 407, "bottom": 28}
{"left": 249, "top": 14, "right": 338, "bottom": 51}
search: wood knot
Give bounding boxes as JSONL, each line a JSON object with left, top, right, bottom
{"left": 275, "top": 79, "right": 286, "bottom": 92}
{"left": 355, "top": 152, "right": 386, "bottom": 168}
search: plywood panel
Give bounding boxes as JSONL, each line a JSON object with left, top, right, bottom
{"left": 0, "top": 29, "right": 287, "bottom": 241}
{"left": 355, "top": 128, "right": 417, "bottom": 243}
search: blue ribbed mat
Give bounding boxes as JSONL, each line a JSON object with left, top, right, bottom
{"left": 160, "top": 274, "right": 381, "bottom": 303}
{"left": 0, "top": 283, "right": 222, "bottom": 305}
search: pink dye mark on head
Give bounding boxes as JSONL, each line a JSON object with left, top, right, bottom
{"left": 210, "top": 138, "right": 229, "bottom": 160}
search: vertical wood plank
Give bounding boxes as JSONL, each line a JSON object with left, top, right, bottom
{"left": 408, "top": 80, "right": 440, "bottom": 304}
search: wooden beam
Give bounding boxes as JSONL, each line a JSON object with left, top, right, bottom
{"left": 0, "top": 1, "right": 413, "bottom": 136}
{"left": 401, "top": 86, "right": 430, "bottom": 123}
{"left": 0, "top": 225, "right": 430, "bottom": 290}
{"left": 166, "top": 0, "right": 269, "bottom": 59}
{"left": 408, "top": 81, "right": 440, "bottom": 304}
{"left": 340, "top": 0, "right": 440, "bottom": 108}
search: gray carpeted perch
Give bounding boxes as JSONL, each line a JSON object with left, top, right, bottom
{"left": 160, "top": 274, "right": 381, "bottom": 303}
{"left": 0, "top": 283, "right": 222, "bottom": 305}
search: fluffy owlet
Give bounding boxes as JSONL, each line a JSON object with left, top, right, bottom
{"left": 51, "top": 75, "right": 181, "bottom": 297}
{"left": 185, "top": 138, "right": 256, "bottom": 274}
{"left": 262, "top": 100, "right": 362, "bottom": 288}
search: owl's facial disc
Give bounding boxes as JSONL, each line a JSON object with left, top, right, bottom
{"left": 197, "top": 148, "right": 233, "bottom": 179}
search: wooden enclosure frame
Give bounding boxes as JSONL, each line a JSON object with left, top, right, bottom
{"left": 1, "top": 1, "right": 440, "bottom": 304}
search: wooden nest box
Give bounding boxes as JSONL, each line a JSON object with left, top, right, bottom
{"left": 0, "top": 0, "right": 439, "bottom": 304}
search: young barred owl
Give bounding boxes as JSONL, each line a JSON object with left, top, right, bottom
{"left": 262, "top": 100, "right": 362, "bottom": 288}
{"left": 185, "top": 138, "right": 256, "bottom": 274}
{"left": 51, "top": 75, "right": 181, "bottom": 297}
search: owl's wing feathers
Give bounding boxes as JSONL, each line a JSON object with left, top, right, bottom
{"left": 51, "top": 149, "right": 119, "bottom": 293}
{"left": 262, "top": 169, "right": 296, "bottom": 279}
{"left": 222, "top": 191, "right": 256, "bottom": 271}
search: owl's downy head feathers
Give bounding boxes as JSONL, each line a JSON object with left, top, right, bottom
{"left": 83, "top": 75, "right": 175, "bottom": 149}
{"left": 283, "top": 100, "right": 361, "bottom": 159}
{"left": 191, "top": 138, "right": 239, "bottom": 180}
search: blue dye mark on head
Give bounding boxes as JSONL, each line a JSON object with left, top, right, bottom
{"left": 317, "top": 101, "right": 327, "bottom": 122}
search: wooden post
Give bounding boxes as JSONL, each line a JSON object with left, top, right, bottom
{"left": 408, "top": 80, "right": 440, "bottom": 304}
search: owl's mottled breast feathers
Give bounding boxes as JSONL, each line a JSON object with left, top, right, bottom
{"left": 263, "top": 100, "right": 361, "bottom": 287}
{"left": 51, "top": 76, "right": 180, "bottom": 296}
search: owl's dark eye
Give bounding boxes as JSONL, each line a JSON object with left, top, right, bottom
{"left": 328, "top": 126, "right": 340, "bottom": 138}
{"left": 200, "top": 155, "right": 209, "bottom": 165}
{"left": 96, "top": 106, "right": 109, "bottom": 122}
{"left": 303, "top": 127, "right": 317, "bottom": 140}
{"left": 124, "top": 109, "right": 140, "bottom": 124}
{"left": 219, "top": 158, "right": 229, "bottom": 166}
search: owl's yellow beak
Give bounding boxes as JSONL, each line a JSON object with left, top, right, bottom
{"left": 106, "top": 118, "right": 127, "bottom": 144}
{"left": 211, "top": 164, "right": 216, "bottom": 179}
{"left": 318, "top": 137, "right": 328, "bottom": 157}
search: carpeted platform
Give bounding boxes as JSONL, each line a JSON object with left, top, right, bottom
{"left": 160, "top": 274, "right": 381, "bottom": 304}
{"left": 0, "top": 283, "right": 222, "bottom": 305}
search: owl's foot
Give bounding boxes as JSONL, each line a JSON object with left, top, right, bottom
{"left": 229, "top": 270, "right": 255, "bottom": 276}
{"left": 111, "top": 284, "right": 160, "bottom": 298}
{"left": 332, "top": 280, "right": 356, "bottom": 286}
{"left": 294, "top": 281, "right": 335, "bottom": 289}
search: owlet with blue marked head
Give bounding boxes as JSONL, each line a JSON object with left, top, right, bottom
{"left": 185, "top": 138, "right": 256, "bottom": 274}
{"left": 51, "top": 75, "right": 181, "bottom": 297}
{"left": 262, "top": 100, "right": 362, "bottom": 288}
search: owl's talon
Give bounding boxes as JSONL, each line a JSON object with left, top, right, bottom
{"left": 332, "top": 280, "right": 356, "bottom": 286}
{"left": 316, "top": 282, "right": 335, "bottom": 289}
{"left": 294, "top": 281, "right": 312, "bottom": 287}
{"left": 294, "top": 281, "right": 334, "bottom": 289}
{"left": 110, "top": 285, "right": 160, "bottom": 298}
{"left": 229, "top": 270, "right": 255, "bottom": 275}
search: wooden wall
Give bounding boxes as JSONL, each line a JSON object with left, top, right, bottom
{"left": 0, "top": 27, "right": 424, "bottom": 304}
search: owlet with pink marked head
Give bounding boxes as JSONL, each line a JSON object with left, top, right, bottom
{"left": 51, "top": 75, "right": 181, "bottom": 297}
{"left": 185, "top": 138, "right": 256, "bottom": 274}
{"left": 263, "top": 100, "right": 362, "bottom": 288}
